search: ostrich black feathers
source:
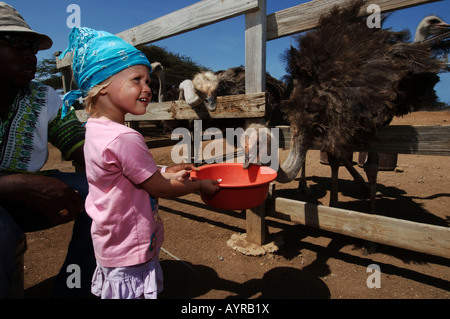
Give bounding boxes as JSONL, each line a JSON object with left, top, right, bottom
{"left": 281, "top": 0, "right": 446, "bottom": 159}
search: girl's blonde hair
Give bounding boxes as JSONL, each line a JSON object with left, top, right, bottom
{"left": 83, "top": 76, "right": 114, "bottom": 115}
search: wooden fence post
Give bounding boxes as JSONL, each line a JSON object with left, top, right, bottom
{"left": 246, "top": 204, "right": 266, "bottom": 246}
{"left": 243, "top": 0, "right": 267, "bottom": 246}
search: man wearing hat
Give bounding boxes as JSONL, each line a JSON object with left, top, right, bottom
{"left": 0, "top": 2, "right": 95, "bottom": 298}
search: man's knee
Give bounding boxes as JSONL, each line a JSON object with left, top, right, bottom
{"left": 0, "top": 207, "right": 25, "bottom": 298}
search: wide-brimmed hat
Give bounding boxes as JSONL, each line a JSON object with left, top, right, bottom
{"left": 0, "top": 2, "right": 52, "bottom": 50}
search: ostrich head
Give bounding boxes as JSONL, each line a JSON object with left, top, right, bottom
{"left": 241, "top": 121, "right": 274, "bottom": 169}
{"left": 180, "top": 67, "right": 262, "bottom": 112}
{"left": 191, "top": 71, "right": 220, "bottom": 111}
{"left": 148, "top": 64, "right": 220, "bottom": 111}
{"left": 414, "top": 15, "right": 450, "bottom": 42}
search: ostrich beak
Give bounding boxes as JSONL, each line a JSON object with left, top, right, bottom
{"left": 243, "top": 134, "right": 261, "bottom": 169}
{"left": 432, "top": 21, "right": 450, "bottom": 36}
{"left": 436, "top": 22, "right": 450, "bottom": 29}
{"left": 205, "top": 95, "right": 217, "bottom": 112}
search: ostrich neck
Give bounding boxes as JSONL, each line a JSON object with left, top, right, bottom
{"left": 276, "top": 136, "right": 307, "bottom": 183}
{"left": 414, "top": 29, "right": 426, "bottom": 42}
{"left": 156, "top": 72, "right": 166, "bottom": 102}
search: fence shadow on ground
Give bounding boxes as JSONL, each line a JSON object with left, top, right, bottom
{"left": 160, "top": 188, "right": 450, "bottom": 294}
{"left": 159, "top": 260, "right": 331, "bottom": 299}
{"left": 277, "top": 175, "right": 449, "bottom": 227}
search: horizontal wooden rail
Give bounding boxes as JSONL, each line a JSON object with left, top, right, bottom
{"left": 57, "top": 0, "right": 440, "bottom": 68}
{"left": 75, "top": 92, "right": 265, "bottom": 122}
{"left": 270, "top": 197, "right": 450, "bottom": 259}
{"left": 75, "top": 107, "right": 450, "bottom": 157}
{"left": 360, "top": 125, "right": 450, "bottom": 156}
{"left": 117, "top": 0, "right": 261, "bottom": 46}
{"left": 266, "top": 0, "right": 442, "bottom": 41}
{"left": 57, "top": 0, "right": 261, "bottom": 69}
{"left": 279, "top": 124, "right": 450, "bottom": 156}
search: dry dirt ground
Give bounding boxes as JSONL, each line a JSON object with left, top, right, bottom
{"left": 23, "top": 111, "right": 449, "bottom": 300}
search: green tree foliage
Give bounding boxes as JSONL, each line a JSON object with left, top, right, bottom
{"left": 138, "top": 44, "right": 209, "bottom": 79}
{"left": 36, "top": 54, "right": 64, "bottom": 91}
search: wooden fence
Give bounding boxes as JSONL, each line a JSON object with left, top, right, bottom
{"left": 58, "top": 0, "right": 449, "bottom": 259}
{"left": 248, "top": 124, "right": 450, "bottom": 259}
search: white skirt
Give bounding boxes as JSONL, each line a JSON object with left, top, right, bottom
{"left": 91, "top": 256, "right": 163, "bottom": 299}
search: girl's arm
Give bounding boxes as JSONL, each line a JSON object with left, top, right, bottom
{"left": 141, "top": 170, "right": 220, "bottom": 199}
{"left": 161, "top": 170, "right": 190, "bottom": 181}
{"left": 160, "top": 164, "right": 199, "bottom": 181}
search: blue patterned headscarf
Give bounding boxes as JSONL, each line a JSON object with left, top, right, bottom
{"left": 59, "top": 27, "right": 152, "bottom": 118}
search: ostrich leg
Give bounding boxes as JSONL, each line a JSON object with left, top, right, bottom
{"left": 297, "top": 161, "right": 308, "bottom": 192}
{"left": 362, "top": 152, "right": 380, "bottom": 254}
{"left": 342, "top": 159, "right": 370, "bottom": 193}
{"left": 327, "top": 152, "right": 341, "bottom": 207}
{"left": 296, "top": 152, "right": 314, "bottom": 194}
{"left": 362, "top": 152, "right": 379, "bottom": 214}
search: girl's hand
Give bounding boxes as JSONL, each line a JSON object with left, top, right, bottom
{"left": 173, "top": 169, "right": 191, "bottom": 182}
{"left": 165, "top": 163, "right": 199, "bottom": 174}
{"left": 141, "top": 171, "right": 220, "bottom": 199}
{"left": 199, "top": 179, "right": 221, "bottom": 196}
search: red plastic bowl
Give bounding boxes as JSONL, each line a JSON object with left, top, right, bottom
{"left": 191, "top": 163, "right": 277, "bottom": 210}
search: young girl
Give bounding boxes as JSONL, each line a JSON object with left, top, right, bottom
{"left": 60, "top": 27, "right": 220, "bottom": 299}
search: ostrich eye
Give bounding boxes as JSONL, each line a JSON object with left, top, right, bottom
{"left": 428, "top": 18, "right": 441, "bottom": 25}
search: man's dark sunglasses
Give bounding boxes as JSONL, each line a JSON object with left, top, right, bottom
{"left": 0, "top": 34, "right": 39, "bottom": 54}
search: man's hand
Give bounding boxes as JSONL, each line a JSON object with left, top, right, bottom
{"left": 0, "top": 174, "right": 83, "bottom": 225}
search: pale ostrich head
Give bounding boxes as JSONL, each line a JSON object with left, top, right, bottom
{"left": 179, "top": 68, "right": 250, "bottom": 112}
{"left": 150, "top": 64, "right": 220, "bottom": 111}
{"left": 414, "top": 15, "right": 450, "bottom": 42}
{"left": 241, "top": 121, "right": 274, "bottom": 169}
{"left": 192, "top": 71, "right": 220, "bottom": 111}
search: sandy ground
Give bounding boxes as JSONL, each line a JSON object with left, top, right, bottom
{"left": 22, "top": 111, "right": 449, "bottom": 300}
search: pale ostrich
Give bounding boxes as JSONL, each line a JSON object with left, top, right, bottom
{"left": 163, "top": 66, "right": 286, "bottom": 124}
{"left": 149, "top": 62, "right": 198, "bottom": 133}
{"left": 414, "top": 15, "right": 450, "bottom": 45}
{"left": 275, "top": 0, "right": 448, "bottom": 215}
{"left": 414, "top": 14, "right": 450, "bottom": 71}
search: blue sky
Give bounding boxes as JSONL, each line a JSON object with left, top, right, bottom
{"left": 7, "top": 0, "right": 450, "bottom": 104}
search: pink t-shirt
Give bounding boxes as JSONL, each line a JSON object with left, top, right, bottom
{"left": 84, "top": 118, "right": 163, "bottom": 267}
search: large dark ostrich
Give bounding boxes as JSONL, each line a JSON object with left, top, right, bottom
{"left": 275, "top": 0, "right": 448, "bottom": 214}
